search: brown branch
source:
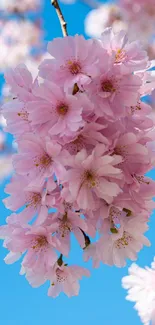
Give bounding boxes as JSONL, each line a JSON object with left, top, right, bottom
{"left": 51, "top": 0, "right": 68, "bottom": 37}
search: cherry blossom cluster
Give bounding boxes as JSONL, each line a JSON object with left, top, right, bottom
{"left": 122, "top": 259, "right": 155, "bottom": 325}
{"left": 0, "top": 28, "right": 155, "bottom": 298}
{"left": 85, "top": 0, "right": 155, "bottom": 60}
{"left": 0, "top": 0, "right": 40, "bottom": 13}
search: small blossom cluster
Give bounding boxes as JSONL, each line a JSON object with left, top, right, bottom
{"left": 1, "top": 28, "right": 155, "bottom": 298}
{"left": 122, "top": 259, "right": 155, "bottom": 325}
{"left": 0, "top": 0, "right": 40, "bottom": 13}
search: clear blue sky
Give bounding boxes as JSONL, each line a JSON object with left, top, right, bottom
{"left": 0, "top": 1, "right": 155, "bottom": 324}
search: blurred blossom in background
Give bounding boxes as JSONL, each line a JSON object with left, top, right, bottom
{"left": 0, "top": 0, "right": 46, "bottom": 183}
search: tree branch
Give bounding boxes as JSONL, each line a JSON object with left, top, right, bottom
{"left": 51, "top": 0, "right": 68, "bottom": 37}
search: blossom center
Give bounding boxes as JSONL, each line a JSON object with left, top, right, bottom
{"left": 35, "top": 154, "right": 52, "bottom": 168}
{"left": 32, "top": 235, "right": 48, "bottom": 251}
{"left": 84, "top": 170, "right": 97, "bottom": 188}
{"left": 101, "top": 80, "right": 115, "bottom": 93}
{"left": 57, "top": 103, "right": 68, "bottom": 115}
{"left": 115, "top": 49, "right": 126, "bottom": 63}
{"left": 17, "top": 110, "right": 29, "bottom": 121}
{"left": 114, "top": 145, "right": 128, "bottom": 157}
{"left": 26, "top": 192, "right": 41, "bottom": 209}
{"left": 133, "top": 175, "right": 150, "bottom": 185}
{"left": 67, "top": 60, "right": 81, "bottom": 75}
{"left": 131, "top": 102, "right": 141, "bottom": 113}
{"left": 56, "top": 268, "right": 67, "bottom": 282}
{"left": 115, "top": 231, "right": 132, "bottom": 249}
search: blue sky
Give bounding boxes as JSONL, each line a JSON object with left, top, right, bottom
{"left": 0, "top": 1, "right": 155, "bottom": 324}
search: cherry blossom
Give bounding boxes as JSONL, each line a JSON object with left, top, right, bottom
{"left": 0, "top": 28, "right": 155, "bottom": 298}
{"left": 13, "top": 133, "right": 64, "bottom": 186}
{"left": 100, "top": 215, "right": 150, "bottom": 267}
{"left": 47, "top": 262, "right": 90, "bottom": 298}
{"left": 100, "top": 28, "right": 148, "bottom": 73}
{"left": 0, "top": 217, "right": 59, "bottom": 274}
{"left": 27, "top": 79, "right": 85, "bottom": 137}
{"left": 21, "top": 257, "right": 90, "bottom": 298}
{"left": 39, "top": 35, "right": 106, "bottom": 89}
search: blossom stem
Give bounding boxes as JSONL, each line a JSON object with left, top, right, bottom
{"left": 57, "top": 254, "right": 63, "bottom": 266}
{"left": 51, "top": 0, "right": 68, "bottom": 37}
{"left": 79, "top": 228, "right": 91, "bottom": 249}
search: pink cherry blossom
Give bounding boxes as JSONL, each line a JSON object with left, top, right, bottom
{"left": 48, "top": 209, "right": 93, "bottom": 256}
{"left": 100, "top": 27, "right": 148, "bottom": 72}
{"left": 100, "top": 215, "right": 150, "bottom": 267}
{"left": 59, "top": 121, "right": 109, "bottom": 155}
{"left": 39, "top": 35, "right": 105, "bottom": 89}
{"left": 85, "top": 63, "right": 142, "bottom": 119}
{"left": 0, "top": 219, "right": 59, "bottom": 274}
{"left": 4, "top": 64, "right": 36, "bottom": 102}
{"left": 20, "top": 257, "right": 90, "bottom": 298}
{"left": 13, "top": 133, "right": 64, "bottom": 186}
{"left": 83, "top": 242, "right": 101, "bottom": 268}
{"left": 47, "top": 261, "right": 90, "bottom": 298}
{"left": 62, "top": 145, "right": 123, "bottom": 209}
{"left": 27, "top": 79, "right": 84, "bottom": 137}
{"left": 3, "top": 174, "right": 57, "bottom": 224}
{"left": 2, "top": 99, "right": 31, "bottom": 137}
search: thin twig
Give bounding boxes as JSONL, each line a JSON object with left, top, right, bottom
{"left": 51, "top": 0, "right": 68, "bottom": 37}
